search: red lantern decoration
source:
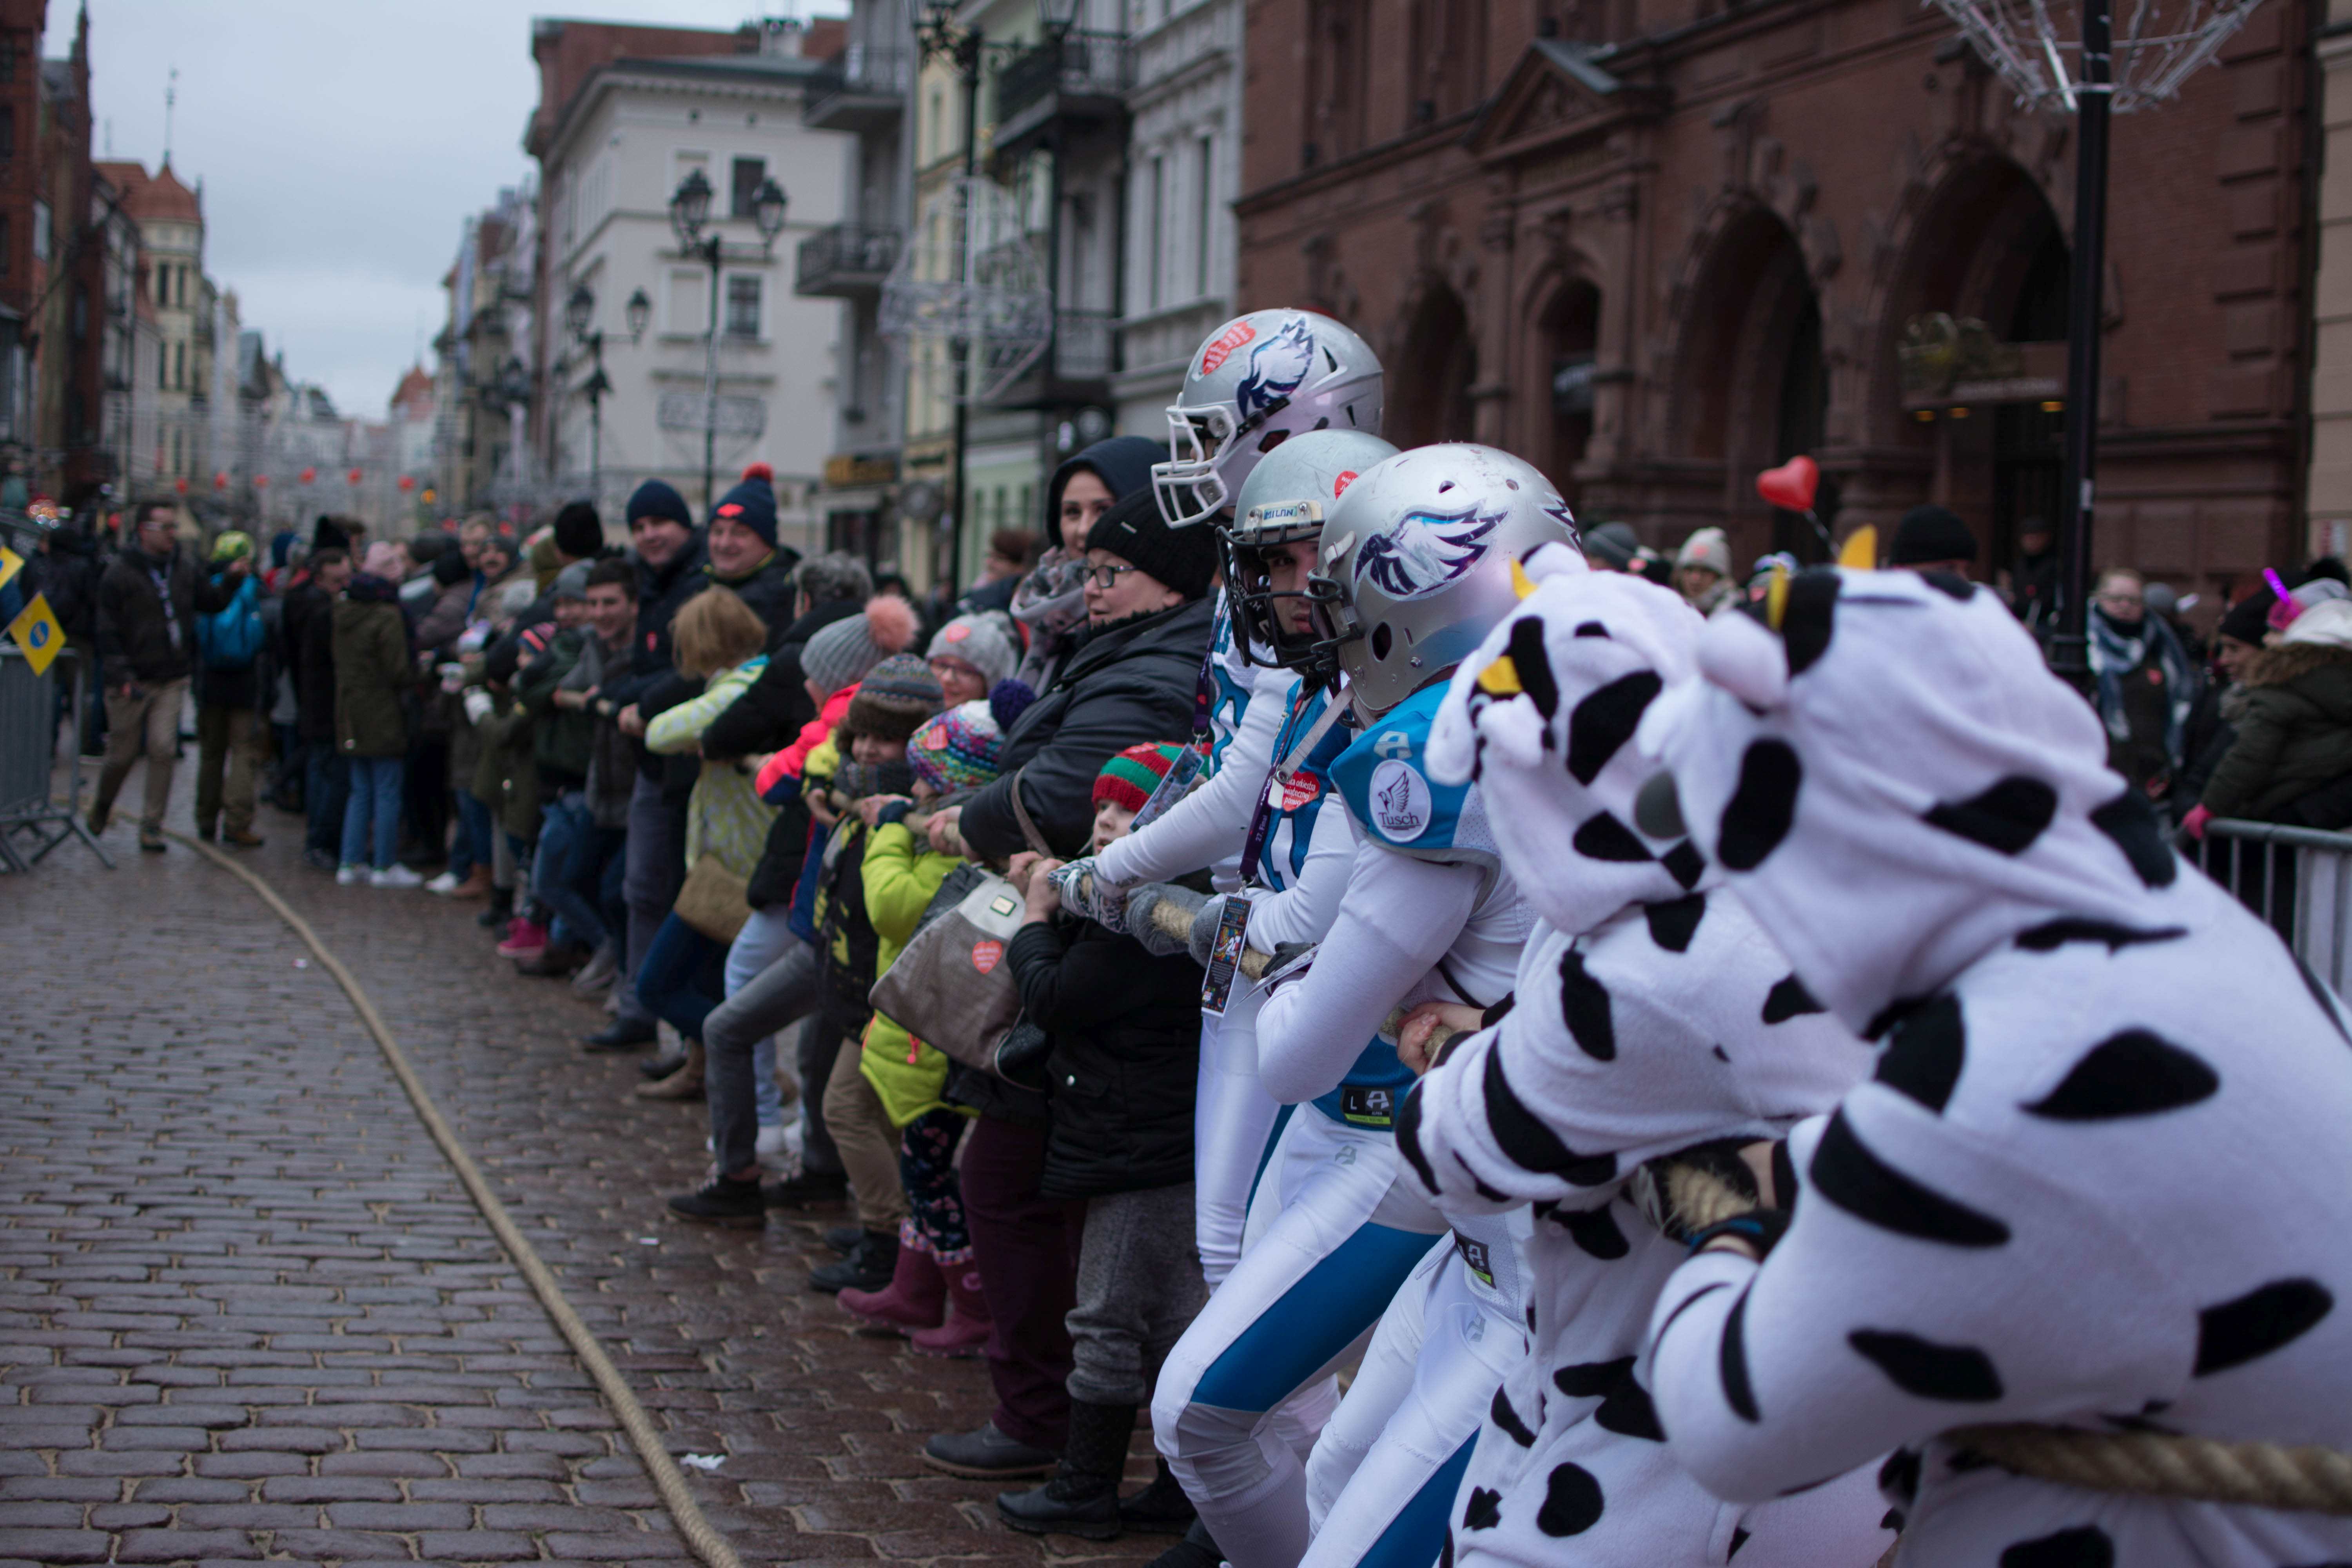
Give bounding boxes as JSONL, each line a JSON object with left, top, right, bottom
{"left": 212, "top": 472, "right": 229, "bottom": 491}
{"left": 347, "top": 467, "right": 362, "bottom": 486}
{"left": 398, "top": 475, "right": 416, "bottom": 493}
{"left": 254, "top": 473, "right": 270, "bottom": 488}
{"left": 173, "top": 477, "right": 189, "bottom": 495}
{"left": 299, "top": 466, "right": 317, "bottom": 485}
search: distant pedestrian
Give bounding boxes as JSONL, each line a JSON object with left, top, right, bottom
{"left": 1673, "top": 526, "right": 1734, "bottom": 613}
{"left": 283, "top": 546, "right": 352, "bottom": 872}
{"left": 2088, "top": 566, "right": 2196, "bottom": 801}
{"left": 90, "top": 501, "right": 240, "bottom": 853}
{"left": 334, "top": 542, "right": 420, "bottom": 887}
{"left": 191, "top": 530, "right": 271, "bottom": 848}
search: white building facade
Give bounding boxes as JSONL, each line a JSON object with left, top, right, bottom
{"left": 534, "top": 29, "right": 853, "bottom": 557}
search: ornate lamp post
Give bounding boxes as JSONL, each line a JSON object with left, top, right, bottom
{"left": 670, "top": 168, "right": 789, "bottom": 509}
{"left": 563, "top": 282, "right": 646, "bottom": 499}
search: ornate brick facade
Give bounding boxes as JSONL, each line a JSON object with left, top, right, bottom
{"left": 1235, "top": 0, "right": 2310, "bottom": 601}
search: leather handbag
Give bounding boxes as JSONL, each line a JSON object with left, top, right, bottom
{"left": 672, "top": 853, "right": 752, "bottom": 944}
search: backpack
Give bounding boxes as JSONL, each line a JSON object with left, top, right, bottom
{"left": 198, "top": 575, "right": 265, "bottom": 671}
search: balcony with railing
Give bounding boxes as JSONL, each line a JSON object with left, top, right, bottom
{"left": 993, "top": 31, "right": 1132, "bottom": 155}
{"left": 795, "top": 224, "right": 904, "bottom": 299}
{"left": 805, "top": 44, "right": 913, "bottom": 131}
{"left": 991, "top": 309, "right": 1118, "bottom": 409}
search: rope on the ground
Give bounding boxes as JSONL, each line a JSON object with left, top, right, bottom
{"left": 168, "top": 833, "right": 747, "bottom": 1568}
{"left": 1650, "top": 1154, "right": 2352, "bottom": 1515}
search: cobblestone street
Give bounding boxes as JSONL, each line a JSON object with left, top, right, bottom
{"left": 2, "top": 781, "right": 1160, "bottom": 1568}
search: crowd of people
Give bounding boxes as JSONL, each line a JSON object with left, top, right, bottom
{"left": 18, "top": 304, "right": 2352, "bottom": 1568}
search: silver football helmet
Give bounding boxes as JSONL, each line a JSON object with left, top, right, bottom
{"left": 1152, "top": 309, "right": 1385, "bottom": 529}
{"left": 1310, "top": 444, "right": 1583, "bottom": 718}
{"left": 1225, "top": 429, "right": 1400, "bottom": 675}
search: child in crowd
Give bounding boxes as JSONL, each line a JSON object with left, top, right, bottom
{"left": 994, "top": 742, "right": 1209, "bottom": 1542}
{"left": 837, "top": 700, "right": 1011, "bottom": 1356}
{"left": 803, "top": 653, "right": 947, "bottom": 1292}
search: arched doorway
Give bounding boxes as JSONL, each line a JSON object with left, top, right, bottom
{"left": 1390, "top": 283, "right": 1476, "bottom": 448}
{"left": 1543, "top": 279, "right": 1601, "bottom": 507}
{"left": 1672, "top": 207, "right": 1826, "bottom": 564}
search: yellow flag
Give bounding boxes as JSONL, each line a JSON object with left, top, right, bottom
{"left": 0, "top": 544, "right": 21, "bottom": 594}
{"left": 8, "top": 590, "right": 64, "bottom": 676}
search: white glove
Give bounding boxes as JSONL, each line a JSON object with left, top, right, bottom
{"left": 1052, "top": 856, "right": 1129, "bottom": 932}
{"left": 463, "top": 688, "right": 494, "bottom": 726}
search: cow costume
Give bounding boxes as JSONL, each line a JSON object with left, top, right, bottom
{"left": 1636, "top": 567, "right": 2352, "bottom": 1566}
{"left": 1394, "top": 555, "right": 1891, "bottom": 1568}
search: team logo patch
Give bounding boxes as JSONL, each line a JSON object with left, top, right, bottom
{"left": 1235, "top": 318, "right": 1316, "bottom": 419}
{"left": 717, "top": 503, "right": 744, "bottom": 517}
{"left": 971, "top": 940, "right": 1004, "bottom": 974}
{"left": 1340, "top": 1085, "right": 1396, "bottom": 1127}
{"left": 1199, "top": 320, "right": 1258, "bottom": 374}
{"left": 923, "top": 728, "right": 951, "bottom": 750}
{"left": 1355, "top": 508, "right": 1502, "bottom": 600}
{"left": 1333, "top": 470, "right": 1358, "bottom": 497}
{"left": 1281, "top": 769, "right": 1323, "bottom": 811}
{"left": 1454, "top": 1232, "right": 1495, "bottom": 1288}
{"left": 945, "top": 622, "right": 971, "bottom": 641}
{"left": 1370, "top": 759, "right": 1433, "bottom": 841}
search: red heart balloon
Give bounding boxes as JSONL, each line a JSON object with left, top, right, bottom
{"left": 1756, "top": 454, "right": 1819, "bottom": 513}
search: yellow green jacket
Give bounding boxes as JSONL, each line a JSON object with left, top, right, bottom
{"left": 644, "top": 658, "right": 776, "bottom": 879}
{"left": 857, "top": 818, "right": 971, "bottom": 1128}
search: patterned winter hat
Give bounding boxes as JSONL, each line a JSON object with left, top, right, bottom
{"left": 1094, "top": 741, "right": 1190, "bottom": 812}
{"left": 927, "top": 612, "right": 1020, "bottom": 688}
{"left": 908, "top": 699, "right": 1006, "bottom": 794}
{"left": 843, "top": 653, "right": 945, "bottom": 744}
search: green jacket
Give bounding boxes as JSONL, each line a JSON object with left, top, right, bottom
{"left": 2200, "top": 641, "right": 2352, "bottom": 821}
{"left": 332, "top": 595, "right": 410, "bottom": 758}
{"left": 857, "top": 818, "right": 969, "bottom": 1128}
{"left": 517, "top": 628, "right": 596, "bottom": 787}
{"left": 472, "top": 688, "right": 543, "bottom": 840}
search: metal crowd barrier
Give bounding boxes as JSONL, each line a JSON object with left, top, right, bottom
{"left": 0, "top": 642, "right": 111, "bottom": 872}
{"left": 2185, "top": 818, "right": 2352, "bottom": 994}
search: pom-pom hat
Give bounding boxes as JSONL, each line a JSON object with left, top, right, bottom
{"left": 908, "top": 700, "right": 1007, "bottom": 794}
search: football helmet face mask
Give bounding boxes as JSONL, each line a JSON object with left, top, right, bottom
{"left": 1224, "top": 429, "right": 1401, "bottom": 678}
{"left": 1310, "top": 444, "right": 1583, "bottom": 719}
{"left": 1152, "top": 309, "right": 1385, "bottom": 529}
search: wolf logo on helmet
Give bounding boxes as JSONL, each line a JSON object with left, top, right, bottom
{"left": 1354, "top": 508, "right": 1502, "bottom": 601}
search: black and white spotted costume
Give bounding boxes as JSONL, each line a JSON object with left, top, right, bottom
{"left": 1392, "top": 557, "right": 1891, "bottom": 1568}
{"left": 1636, "top": 567, "right": 2352, "bottom": 1567}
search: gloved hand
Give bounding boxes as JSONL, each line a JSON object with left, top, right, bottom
{"left": 1125, "top": 882, "right": 1210, "bottom": 958}
{"left": 462, "top": 688, "right": 494, "bottom": 726}
{"left": 1186, "top": 895, "right": 1231, "bottom": 968}
{"left": 2180, "top": 802, "right": 2212, "bottom": 841}
{"left": 1052, "top": 856, "right": 1129, "bottom": 932}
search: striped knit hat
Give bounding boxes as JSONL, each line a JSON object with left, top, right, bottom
{"left": 908, "top": 700, "right": 1006, "bottom": 795}
{"left": 1094, "top": 741, "right": 1191, "bottom": 813}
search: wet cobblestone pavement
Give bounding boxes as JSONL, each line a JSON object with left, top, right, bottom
{"left": 2, "top": 775, "right": 1158, "bottom": 1568}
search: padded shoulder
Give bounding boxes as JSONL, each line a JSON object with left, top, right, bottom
{"left": 1334, "top": 684, "right": 1480, "bottom": 859}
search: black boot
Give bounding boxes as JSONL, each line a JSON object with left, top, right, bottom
{"left": 476, "top": 888, "right": 514, "bottom": 929}
{"left": 808, "top": 1229, "right": 897, "bottom": 1293}
{"left": 1119, "top": 1456, "right": 1197, "bottom": 1536}
{"left": 1145, "top": 1516, "right": 1223, "bottom": 1568}
{"left": 996, "top": 1399, "right": 1135, "bottom": 1540}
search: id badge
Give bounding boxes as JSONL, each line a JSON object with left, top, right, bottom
{"left": 1198, "top": 896, "right": 1253, "bottom": 1016}
{"left": 1132, "top": 745, "right": 1205, "bottom": 834}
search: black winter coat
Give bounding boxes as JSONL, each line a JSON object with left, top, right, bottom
{"left": 959, "top": 595, "right": 1214, "bottom": 859}
{"left": 1008, "top": 915, "right": 1203, "bottom": 1200}
{"left": 95, "top": 544, "right": 236, "bottom": 686}
{"left": 601, "top": 535, "right": 713, "bottom": 781}
{"left": 701, "top": 549, "right": 802, "bottom": 648}
{"left": 36, "top": 530, "right": 102, "bottom": 637}
{"left": 282, "top": 581, "right": 339, "bottom": 742}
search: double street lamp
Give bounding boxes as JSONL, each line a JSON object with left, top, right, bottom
{"left": 562, "top": 280, "right": 649, "bottom": 498}
{"left": 669, "top": 166, "right": 789, "bottom": 508}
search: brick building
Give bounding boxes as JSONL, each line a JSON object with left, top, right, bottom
{"left": 1232, "top": 0, "right": 2311, "bottom": 602}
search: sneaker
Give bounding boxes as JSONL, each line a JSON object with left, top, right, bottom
{"left": 581, "top": 1016, "right": 659, "bottom": 1052}
{"left": 762, "top": 1169, "right": 849, "bottom": 1210}
{"left": 809, "top": 1230, "right": 897, "bottom": 1294}
{"left": 495, "top": 918, "right": 548, "bottom": 957}
{"left": 822, "top": 1223, "right": 865, "bottom": 1255}
{"left": 371, "top": 864, "right": 425, "bottom": 889}
{"left": 337, "top": 863, "right": 367, "bottom": 885}
{"left": 921, "top": 1421, "right": 1060, "bottom": 1481}
{"left": 570, "top": 944, "right": 619, "bottom": 994}
{"left": 302, "top": 847, "right": 339, "bottom": 873}
{"left": 664, "top": 1174, "right": 766, "bottom": 1228}
{"left": 139, "top": 830, "right": 167, "bottom": 854}
{"left": 423, "top": 869, "right": 463, "bottom": 894}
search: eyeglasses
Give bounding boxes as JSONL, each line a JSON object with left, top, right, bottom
{"left": 1083, "top": 562, "right": 1142, "bottom": 589}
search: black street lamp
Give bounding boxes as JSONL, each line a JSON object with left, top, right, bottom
{"left": 564, "top": 281, "right": 631, "bottom": 498}
{"left": 670, "top": 168, "right": 789, "bottom": 509}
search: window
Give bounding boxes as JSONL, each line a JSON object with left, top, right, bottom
{"left": 1147, "top": 156, "right": 1165, "bottom": 310}
{"left": 33, "top": 201, "right": 49, "bottom": 263}
{"left": 1195, "top": 136, "right": 1214, "bottom": 297}
{"left": 175, "top": 266, "right": 186, "bottom": 307}
{"left": 158, "top": 336, "right": 167, "bottom": 388}
{"left": 731, "top": 157, "right": 767, "bottom": 218}
{"left": 725, "top": 274, "right": 762, "bottom": 338}
{"left": 174, "top": 341, "right": 184, "bottom": 390}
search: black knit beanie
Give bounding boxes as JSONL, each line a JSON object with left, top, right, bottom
{"left": 1085, "top": 489, "right": 1218, "bottom": 601}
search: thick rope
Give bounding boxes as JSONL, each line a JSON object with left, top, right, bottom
{"left": 169, "top": 833, "right": 747, "bottom": 1568}
{"left": 1651, "top": 1155, "right": 2352, "bottom": 1515}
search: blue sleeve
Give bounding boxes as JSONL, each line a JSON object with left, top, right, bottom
{"left": 1331, "top": 684, "right": 1471, "bottom": 855}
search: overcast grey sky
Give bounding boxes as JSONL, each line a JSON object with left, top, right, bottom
{"left": 49, "top": 2, "right": 844, "bottom": 420}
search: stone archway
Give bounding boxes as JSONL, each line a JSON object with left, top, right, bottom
{"left": 1389, "top": 282, "right": 1477, "bottom": 448}
{"left": 1539, "top": 278, "right": 1602, "bottom": 508}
